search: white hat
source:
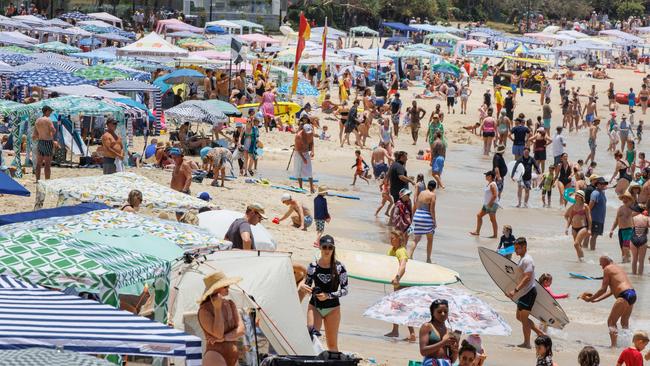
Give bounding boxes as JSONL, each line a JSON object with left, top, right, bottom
{"left": 303, "top": 123, "right": 313, "bottom": 134}
{"left": 281, "top": 193, "right": 292, "bottom": 202}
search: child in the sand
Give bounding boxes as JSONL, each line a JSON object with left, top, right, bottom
{"left": 351, "top": 150, "right": 370, "bottom": 185}
{"left": 375, "top": 174, "right": 393, "bottom": 217}
{"left": 616, "top": 331, "right": 650, "bottom": 366}
{"left": 320, "top": 125, "right": 331, "bottom": 141}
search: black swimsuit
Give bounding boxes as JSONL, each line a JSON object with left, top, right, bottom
{"left": 558, "top": 163, "right": 571, "bottom": 186}
{"left": 618, "top": 160, "right": 632, "bottom": 181}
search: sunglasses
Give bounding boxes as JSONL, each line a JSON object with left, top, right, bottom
{"left": 433, "top": 299, "right": 448, "bottom": 306}
{"left": 320, "top": 245, "right": 334, "bottom": 250}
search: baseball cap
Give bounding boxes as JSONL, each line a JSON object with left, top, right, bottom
{"left": 169, "top": 147, "right": 182, "bottom": 156}
{"left": 319, "top": 234, "right": 335, "bottom": 246}
{"left": 198, "top": 192, "right": 212, "bottom": 201}
{"left": 595, "top": 177, "right": 608, "bottom": 185}
{"left": 281, "top": 193, "right": 292, "bottom": 202}
{"left": 246, "top": 203, "right": 267, "bottom": 219}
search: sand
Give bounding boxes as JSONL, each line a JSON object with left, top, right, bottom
{"left": 5, "top": 56, "right": 650, "bottom": 365}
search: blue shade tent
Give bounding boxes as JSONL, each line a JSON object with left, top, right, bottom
{"left": 59, "top": 11, "right": 92, "bottom": 21}
{"left": 0, "top": 172, "right": 29, "bottom": 196}
{"left": 466, "top": 48, "right": 507, "bottom": 58}
{"left": 277, "top": 80, "right": 318, "bottom": 96}
{"left": 70, "top": 47, "right": 117, "bottom": 61}
{"left": 161, "top": 69, "right": 204, "bottom": 85}
{"left": 0, "top": 53, "right": 33, "bottom": 66}
{"left": 205, "top": 25, "right": 226, "bottom": 34}
{"left": 381, "top": 22, "right": 419, "bottom": 33}
{"left": 9, "top": 68, "right": 95, "bottom": 87}
{"left": 0, "top": 203, "right": 109, "bottom": 226}
{"left": 78, "top": 37, "right": 102, "bottom": 47}
{"left": 0, "top": 275, "right": 202, "bottom": 365}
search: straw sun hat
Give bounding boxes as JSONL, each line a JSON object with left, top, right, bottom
{"left": 197, "top": 272, "right": 242, "bottom": 304}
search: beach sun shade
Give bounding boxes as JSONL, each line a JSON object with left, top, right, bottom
{"left": 381, "top": 22, "right": 419, "bottom": 33}
{"left": 238, "top": 33, "right": 280, "bottom": 44}
{"left": 34, "top": 41, "right": 82, "bottom": 54}
{"left": 0, "top": 203, "right": 109, "bottom": 226}
{"left": 11, "top": 96, "right": 120, "bottom": 121}
{"left": 73, "top": 64, "right": 130, "bottom": 81}
{"left": 116, "top": 32, "right": 189, "bottom": 58}
{"left": 349, "top": 26, "right": 378, "bottom": 36}
{"left": 277, "top": 80, "right": 318, "bottom": 96}
{"left": 198, "top": 210, "right": 276, "bottom": 251}
{"left": 0, "top": 53, "right": 34, "bottom": 66}
{"left": 364, "top": 286, "right": 512, "bottom": 335}
{"left": 9, "top": 68, "right": 94, "bottom": 87}
{"left": 165, "top": 101, "right": 226, "bottom": 124}
{"left": 431, "top": 61, "right": 460, "bottom": 77}
{"left": 35, "top": 172, "right": 208, "bottom": 211}
{"left": 170, "top": 251, "right": 313, "bottom": 356}
{"left": 0, "top": 172, "right": 29, "bottom": 196}
{"left": 59, "top": 11, "right": 93, "bottom": 21}
{"left": 0, "top": 46, "right": 32, "bottom": 54}
{"left": 161, "top": 68, "right": 204, "bottom": 84}
{"left": 0, "top": 275, "right": 202, "bottom": 364}
{"left": 0, "top": 348, "right": 113, "bottom": 366}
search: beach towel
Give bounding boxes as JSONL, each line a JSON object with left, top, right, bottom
{"left": 413, "top": 208, "right": 435, "bottom": 235}
{"left": 293, "top": 152, "right": 312, "bottom": 178}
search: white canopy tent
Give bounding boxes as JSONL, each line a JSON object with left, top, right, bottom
{"left": 230, "top": 19, "right": 264, "bottom": 34}
{"left": 170, "top": 251, "right": 316, "bottom": 357}
{"left": 88, "top": 12, "right": 123, "bottom": 29}
{"left": 205, "top": 20, "right": 243, "bottom": 35}
{"left": 116, "top": 32, "right": 189, "bottom": 58}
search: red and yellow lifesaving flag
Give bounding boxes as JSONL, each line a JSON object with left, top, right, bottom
{"left": 291, "top": 12, "right": 310, "bottom": 96}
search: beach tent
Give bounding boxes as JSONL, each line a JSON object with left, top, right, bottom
{"left": 46, "top": 18, "right": 73, "bottom": 28}
{"left": 205, "top": 20, "right": 242, "bottom": 35}
{"left": 70, "top": 47, "right": 118, "bottom": 61}
{"left": 0, "top": 18, "right": 33, "bottom": 31}
{"left": 0, "top": 203, "right": 108, "bottom": 226}
{"left": 59, "top": 11, "right": 92, "bottom": 21}
{"left": 599, "top": 29, "right": 642, "bottom": 43}
{"left": 0, "top": 31, "right": 38, "bottom": 44}
{"left": 170, "top": 251, "right": 314, "bottom": 356}
{"left": 101, "top": 80, "right": 162, "bottom": 128}
{"left": 0, "top": 348, "right": 112, "bottom": 366}
{"left": 0, "top": 208, "right": 230, "bottom": 251}
{"left": 466, "top": 48, "right": 507, "bottom": 58}
{"left": 230, "top": 19, "right": 264, "bottom": 34}
{"left": 0, "top": 35, "right": 33, "bottom": 47}
{"left": 381, "top": 22, "right": 419, "bottom": 34}
{"left": 0, "top": 274, "right": 202, "bottom": 364}
{"left": 455, "top": 39, "right": 488, "bottom": 56}
{"left": 77, "top": 19, "right": 114, "bottom": 29}
{"left": 155, "top": 19, "right": 203, "bottom": 34}
{"left": 116, "top": 32, "right": 189, "bottom": 58}
{"left": 410, "top": 24, "right": 449, "bottom": 33}
{"left": 34, "top": 172, "right": 208, "bottom": 210}
{"left": 45, "top": 85, "right": 125, "bottom": 99}
{"left": 11, "top": 15, "right": 47, "bottom": 27}
{"left": 0, "top": 171, "right": 29, "bottom": 196}
{"left": 198, "top": 210, "right": 277, "bottom": 251}
{"left": 557, "top": 30, "right": 589, "bottom": 39}
{"left": 349, "top": 26, "right": 379, "bottom": 38}
{"left": 88, "top": 12, "right": 123, "bottom": 29}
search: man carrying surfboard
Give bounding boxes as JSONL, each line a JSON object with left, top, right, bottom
{"left": 506, "top": 237, "right": 545, "bottom": 349}
{"left": 580, "top": 256, "right": 636, "bottom": 348}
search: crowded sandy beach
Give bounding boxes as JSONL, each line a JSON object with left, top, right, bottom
{"left": 4, "top": 6, "right": 650, "bottom": 366}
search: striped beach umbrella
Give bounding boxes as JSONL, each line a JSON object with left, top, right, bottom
{"left": 73, "top": 64, "right": 130, "bottom": 80}
{"left": 34, "top": 41, "right": 82, "bottom": 54}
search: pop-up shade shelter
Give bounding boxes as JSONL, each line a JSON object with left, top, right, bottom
{"left": 116, "top": 32, "right": 189, "bottom": 58}
{"left": 155, "top": 19, "right": 203, "bottom": 34}
{"left": 168, "top": 31, "right": 206, "bottom": 39}
{"left": 88, "top": 12, "right": 123, "bottom": 29}
{"left": 35, "top": 172, "right": 209, "bottom": 211}
{"left": 410, "top": 24, "right": 449, "bottom": 33}
{"left": 58, "top": 11, "right": 93, "bottom": 21}
{"left": 45, "top": 85, "right": 125, "bottom": 99}
{"left": 170, "top": 251, "right": 314, "bottom": 357}
{"left": 0, "top": 31, "right": 38, "bottom": 44}
{"left": 46, "top": 18, "right": 72, "bottom": 28}
{"left": 0, "top": 208, "right": 230, "bottom": 251}
{"left": 0, "top": 52, "right": 33, "bottom": 66}
{"left": 70, "top": 47, "right": 118, "bottom": 61}
{"left": 348, "top": 26, "right": 379, "bottom": 47}
{"left": 101, "top": 79, "right": 162, "bottom": 130}
{"left": 230, "top": 19, "right": 264, "bottom": 34}
{"left": 0, "top": 18, "right": 33, "bottom": 31}
{"left": 73, "top": 64, "right": 130, "bottom": 80}
{"left": 239, "top": 33, "right": 280, "bottom": 45}
{"left": 11, "top": 15, "right": 47, "bottom": 27}
{"left": 381, "top": 22, "right": 419, "bottom": 35}
{"left": 466, "top": 48, "right": 507, "bottom": 58}
{"left": 0, "top": 171, "right": 29, "bottom": 196}
{"left": 0, "top": 203, "right": 108, "bottom": 226}
{"left": 600, "top": 29, "right": 643, "bottom": 43}
{"left": 6, "top": 96, "right": 124, "bottom": 178}
{"left": 0, "top": 274, "right": 202, "bottom": 364}
{"left": 0, "top": 35, "right": 33, "bottom": 48}
{"left": 165, "top": 100, "right": 227, "bottom": 125}
{"left": 8, "top": 67, "right": 95, "bottom": 87}
{"left": 0, "top": 348, "right": 112, "bottom": 366}
{"left": 33, "top": 41, "right": 81, "bottom": 54}
{"left": 455, "top": 39, "right": 488, "bottom": 57}
{"left": 205, "top": 20, "right": 242, "bottom": 35}
{"left": 0, "top": 230, "right": 171, "bottom": 326}
{"left": 424, "top": 32, "right": 462, "bottom": 47}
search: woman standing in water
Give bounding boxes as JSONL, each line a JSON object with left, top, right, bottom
{"left": 631, "top": 209, "right": 649, "bottom": 275}
{"left": 301, "top": 235, "right": 348, "bottom": 352}
{"left": 419, "top": 299, "right": 458, "bottom": 366}
{"left": 610, "top": 150, "right": 632, "bottom": 196}
{"left": 564, "top": 190, "right": 591, "bottom": 261}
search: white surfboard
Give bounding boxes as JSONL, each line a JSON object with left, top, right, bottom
{"left": 507, "top": 160, "right": 525, "bottom": 181}
{"left": 478, "top": 247, "right": 569, "bottom": 329}
{"left": 336, "top": 248, "right": 459, "bottom": 286}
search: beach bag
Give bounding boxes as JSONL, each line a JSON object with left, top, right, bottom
{"left": 392, "top": 202, "right": 411, "bottom": 232}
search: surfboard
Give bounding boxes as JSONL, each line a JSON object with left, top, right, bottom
{"left": 271, "top": 184, "right": 308, "bottom": 194}
{"left": 289, "top": 176, "right": 320, "bottom": 182}
{"left": 497, "top": 246, "right": 515, "bottom": 256}
{"left": 563, "top": 187, "right": 576, "bottom": 204}
{"left": 478, "top": 247, "right": 570, "bottom": 329}
{"left": 336, "top": 248, "right": 459, "bottom": 286}
{"left": 237, "top": 102, "right": 301, "bottom": 125}
{"left": 328, "top": 192, "right": 361, "bottom": 200}
{"left": 569, "top": 272, "right": 603, "bottom": 280}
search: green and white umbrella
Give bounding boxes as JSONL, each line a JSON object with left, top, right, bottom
{"left": 34, "top": 41, "right": 82, "bottom": 54}
{"left": 0, "top": 348, "right": 113, "bottom": 366}
{"left": 12, "top": 95, "right": 123, "bottom": 119}
{"left": 73, "top": 64, "right": 130, "bottom": 80}
{"left": 396, "top": 48, "right": 435, "bottom": 58}
{"left": 0, "top": 100, "right": 22, "bottom": 117}
{"left": 0, "top": 45, "right": 34, "bottom": 54}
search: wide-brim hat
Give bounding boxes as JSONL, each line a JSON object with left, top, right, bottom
{"left": 317, "top": 185, "right": 329, "bottom": 195}
{"left": 197, "top": 271, "right": 242, "bottom": 304}
{"left": 495, "top": 145, "right": 506, "bottom": 153}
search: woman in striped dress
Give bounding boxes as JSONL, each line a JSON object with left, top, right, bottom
{"left": 409, "top": 180, "right": 437, "bottom": 263}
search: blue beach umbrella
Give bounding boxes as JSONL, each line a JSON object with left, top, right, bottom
{"left": 0, "top": 53, "right": 34, "bottom": 66}
{"left": 161, "top": 69, "right": 204, "bottom": 85}
{"left": 9, "top": 67, "right": 95, "bottom": 87}
{"left": 277, "top": 80, "right": 318, "bottom": 96}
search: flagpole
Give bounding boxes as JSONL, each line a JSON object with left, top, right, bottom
{"left": 228, "top": 57, "right": 232, "bottom": 97}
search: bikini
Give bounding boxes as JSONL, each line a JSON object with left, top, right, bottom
{"left": 422, "top": 324, "right": 452, "bottom": 366}
{"left": 571, "top": 206, "right": 588, "bottom": 235}
{"left": 618, "top": 160, "right": 632, "bottom": 182}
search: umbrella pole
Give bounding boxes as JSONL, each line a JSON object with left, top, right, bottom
{"left": 286, "top": 146, "right": 294, "bottom": 171}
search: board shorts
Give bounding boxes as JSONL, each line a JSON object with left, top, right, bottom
{"left": 37, "top": 140, "right": 54, "bottom": 157}
{"left": 373, "top": 162, "right": 388, "bottom": 179}
{"left": 293, "top": 152, "right": 312, "bottom": 179}
{"left": 482, "top": 204, "right": 498, "bottom": 214}
{"left": 519, "top": 179, "right": 532, "bottom": 190}
{"left": 391, "top": 113, "right": 400, "bottom": 125}
{"left": 543, "top": 118, "right": 551, "bottom": 130}
{"left": 512, "top": 144, "right": 525, "bottom": 157}
{"left": 446, "top": 97, "right": 455, "bottom": 107}
{"left": 591, "top": 221, "right": 604, "bottom": 236}
{"left": 482, "top": 131, "right": 495, "bottom": 137}
{"left": 618, "top": 227, "right": 634, "bottom": 248}
{"left": 432, "top": 156, "right": 445, "bottom": 174}
{"left": 585, "top": 113, "right": 595, "bottom": 124}
{"left": 375, "top": 97, "right": 385, "bottom": 107}
{"left": 554, "top": 155, "right": 562, "bottom": 166}
{"left": 588, "top": 138, "right": 597, "bottom": 153}
{"left": 315, "top": 219, "right": 326, "bottom": 232}
{"left": 617, "top": 288, "right": 637, "bottom": 305}
{"left": 102, "top": 157, "right": 116, "bottom": 175}
{"left": 510, "top": 83, "right": 518, "bottom": 93}
{"left": 516, "top": 287, "right": 537, "bottom": 311}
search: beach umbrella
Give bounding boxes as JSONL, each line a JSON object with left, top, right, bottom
{"left": 466, "top": 48, "right": 507, "bottom": 58}
{"left": 0, "top": 171, "right": 30, "bottom": 196}
{"left": 34, "top": 41, "right": 81, "bottom": 54}
{"left": 0, "top": 53, "right": 34, "bottom": 66}
{"left": 73, "top": 64, "right": 130, "bottom": 80}
{"left": 78, "top": 37, "right": 102, "bottom": 47}
{"left": 9, "top": 68, "right": 94, "bottom": 87}
{"left": 277, "top": 80, "right": 319, "bottom": 96}
{"left": 363, "top": 286, "right": 512, "bottom": 335}
{"left": 161, "top": 68, "right": 204, "bottom": 84}
{"left": 169, "top": 31, "right": 205, "bottom": 39}
{"left": 165, "top": 100, "right": 226, "bottom": 124}
{"left": 201, "top": 99, "right": 242, "bottom": 117}
{"left": 431, "top": 61, "right": 460, "bottom": 77}
{"left": 0, "top": 348, "right": 113, "bottom": 366}
{"left": 0, "top": 46, "right": 33, "bottom": 54}
{"left": 59, "top": 11, "right": 92, "bottom": 21}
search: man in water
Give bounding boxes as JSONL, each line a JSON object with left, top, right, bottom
{"left": 588, "top": 177, "right": 608, "bottom": 250}
{"left": 583, "top": 96, "right": 598, "bottom": 129}
{"left": 552, "top": 127, "right": 566, "bottom": 166}
{"left": 638, "top": 167, "right": 650, "bottom": 207}
{"left": 581, "top": 256, "right": 636, "bottom": 348}
{"left": 169, "top": 148, "right": 192, "bottom": 194}
{"left": 506, "top": 237, "right": 545, "bottom": 348}
{"left": 585, "top": 119, "right": 600, "bottom": 165}
{"left": 609, "top": 191, "right": 636, "bottom": 263}
{"left": 294, "top": 123, "right": 315, "bottom": 193}
{"left": 371, "top": 142, "right": 392, "bottom": 179}
{"left": 32, "top": 106, "right": 56, "bottom": 181}
{"left": 511, "top": 147, "right": 540, "bottom": 208}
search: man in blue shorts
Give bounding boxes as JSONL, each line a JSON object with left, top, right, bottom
{"left": 510, "top": 116, "right": 530, "bottom": 160}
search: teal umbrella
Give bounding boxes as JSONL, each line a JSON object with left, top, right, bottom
{"left": 202, "top": 99, "right": 242, "bottom": 117}
{"left": 431, "top": 61, "right": 460, "bottom": 77}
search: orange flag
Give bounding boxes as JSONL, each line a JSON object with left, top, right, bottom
{"left": 291, "top": 12, "right": 310, "bottom": 96}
